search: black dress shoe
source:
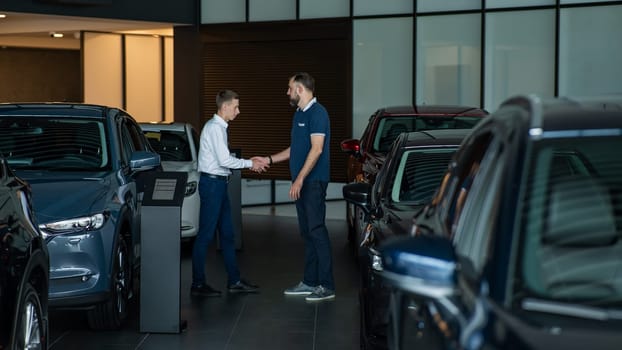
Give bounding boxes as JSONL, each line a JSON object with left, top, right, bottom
{"left": 228, "top": 279, "right": 259, "bottom": 293}
{"left": 191, "top": 284, "right": 222, "bottom": 297}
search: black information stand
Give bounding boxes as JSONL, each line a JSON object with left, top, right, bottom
{"left": 139, "top": 171, "right": 187, "bottom": 333}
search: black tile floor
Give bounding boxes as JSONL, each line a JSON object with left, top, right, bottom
{"left": 48, "top": 202, "right": 361, "bottom": 349}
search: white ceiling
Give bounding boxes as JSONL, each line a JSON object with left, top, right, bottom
{"left": 0, "top": 11, "right": 178, "bottom": 49}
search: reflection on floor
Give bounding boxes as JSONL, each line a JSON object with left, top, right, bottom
{"left": 48, "top": 201, "right": 359, "bottom": 350}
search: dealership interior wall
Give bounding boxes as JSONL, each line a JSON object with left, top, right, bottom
{"left": 1, "top": 0, "right": 622, "bottom": 205}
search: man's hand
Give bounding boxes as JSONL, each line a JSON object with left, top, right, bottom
{"left": 251, "top": 156, "right": 269, "bottom": 172}
{"left": 289, "top": 178, "right": 303, "bottom": 200}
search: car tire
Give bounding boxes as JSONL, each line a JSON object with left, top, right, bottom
{"left": 12, "top": 282, "right": 47, "bottom": 350}
{"left": 87, "top": 235, "right": 130, "bottom": 330}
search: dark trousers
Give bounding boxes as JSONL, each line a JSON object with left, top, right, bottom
{"left": 295, "top": 180, "right": 335, "bottom": 291}
{"left": 192, "top": 175, "right": 240, "bottom": 287}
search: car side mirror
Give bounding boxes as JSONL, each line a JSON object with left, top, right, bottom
{"left": 342, "top": 182, "right": 371, "bottom": 215}
{"left": 340, "top": 139, "right": 361, "bottom": 157}
{"left": 379, "top": 235, "right": 457, "bottom": 299}
{"left": 130, "top": 151, "right": 161, "bottom": 171}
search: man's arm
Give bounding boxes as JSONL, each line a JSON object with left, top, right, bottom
{"left": 289, "top": 135, "right": 324, "bottom": 200}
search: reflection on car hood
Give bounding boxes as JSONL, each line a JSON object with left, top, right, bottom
{"left": 160, "top": 161, "right": 197, "bottom": 173}
{"left": 18, "top": 172, "right": 112, "bottom": 223}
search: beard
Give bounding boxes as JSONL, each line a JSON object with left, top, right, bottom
{"left": 289, "top": 95, "right": 299, "bottom": 108}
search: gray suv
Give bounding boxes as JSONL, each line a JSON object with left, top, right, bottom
{"left": 0, "top": 103, "right": 160, "bottom": 330}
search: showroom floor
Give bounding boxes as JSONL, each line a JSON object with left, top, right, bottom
{"left": 48, "top": 201, "right": 361, "bottom": 350}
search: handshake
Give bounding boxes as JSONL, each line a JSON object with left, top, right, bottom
{"left": 250, "top": 156, "right": 272, "bottom": 173}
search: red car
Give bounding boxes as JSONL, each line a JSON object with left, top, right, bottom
{"left": 340, "top": 105, "right": 487, "bottom": 253}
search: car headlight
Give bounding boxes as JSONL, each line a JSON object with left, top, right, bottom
{"left": 185, "top": 181, "right": 197, "bottom": 196}
{"left": 39, "top": 212, "right": 108, "bottom": 238}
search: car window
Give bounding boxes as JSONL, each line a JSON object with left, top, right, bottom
{"left": 520, "top": 134, "right": 622, "bottom": 305}
{"left": 0, "top": 116, "right": 109, "bottom": 170}
{"left": 125, "top": 118, "right": 147, "bottom": 152}
{"left": 359, "top": 112, "right": 377, "bottom": 155}
{"left": 390, "top": 148, "right": 457, "bottom": 204}
{"left": 373, "top": 116, "right": 482, "bottom": 153}
{"left": 452, "top": 135, "right": 505, "bottom": 276}
{"left": 144, "top": 130, "right": 192, "bottom": 162}
{"left": 439, "top": 132, "right": 494, "bottom": 234}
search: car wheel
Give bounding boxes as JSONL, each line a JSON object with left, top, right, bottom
{"left": 87, "top": 235, "right": 130, "bottom": 330}
{"left": 12, "top": 282, "right": 47, "bottom": 350}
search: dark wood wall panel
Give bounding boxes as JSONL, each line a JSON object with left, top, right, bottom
{"left": 201, "top": 21, "right": 351, "bottom": 182}
{"left": 0, "top": 47, "right": 81, "bottom": 103}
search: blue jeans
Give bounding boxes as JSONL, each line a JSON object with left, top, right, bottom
{"left": 295, "top": 180, "right": 335, "bottom": 291}
{"left": 192, "top": 175, "right": 240, "bottom": 287}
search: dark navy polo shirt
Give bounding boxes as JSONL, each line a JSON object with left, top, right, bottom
{"left": 289, "top": 101, "right": 331, "bottom": 182}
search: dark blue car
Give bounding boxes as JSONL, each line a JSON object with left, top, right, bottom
{"left": 379, "top": 95, "right": 622, "bottom": 350}
{"left": 0, "top": 103, "right": 160, "bottom": 330}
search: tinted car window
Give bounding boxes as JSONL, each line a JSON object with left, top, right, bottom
{"left": 0, "top": 117, "right": 109, "bottom": 170}
{"left": 374, "top": 116, "right": 482, "bottom": 152}
{"left": 453, "top": 136, "right": 506, "bottom": 275}
{"left": 521, "top": 135, "right": 622, "bottom": 304}
{"left": 144, "top": 130, "right": 192, "bottom": 162}
{"left": 390, "top": 148, "right": 457, "bottom": 204}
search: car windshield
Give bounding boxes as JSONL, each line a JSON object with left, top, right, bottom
{"left": 0, "top": 117, "right": 109, "bottom": 170}
{"left": 373, "top": 116, "right": 481, "bottom": 153}
{"left": 520, "top": 134, "right": 622, "bottom": 307}
{"left": 391, "top": 148, "right": 456, "bottom": 204}
{"left": 143, "top": 130, "right": 192, "bottom": 162}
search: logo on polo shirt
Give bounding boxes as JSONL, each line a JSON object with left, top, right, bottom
{"left": 298, "top": 123, "right": 305, "bottom": 127}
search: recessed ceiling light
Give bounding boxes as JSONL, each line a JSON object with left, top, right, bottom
{"left": 50, "top": 32, "right": 64, "bottom": 38}
{"left": 0, "top": 14, "right": 7, "bottom": 18}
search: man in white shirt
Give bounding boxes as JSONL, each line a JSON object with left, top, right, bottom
{"left": 191, "top": 89, "right": 267, "bottom": 297}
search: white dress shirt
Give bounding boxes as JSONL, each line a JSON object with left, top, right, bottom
{"left": 198, "top": 114, "right": 252, "bottom": 176}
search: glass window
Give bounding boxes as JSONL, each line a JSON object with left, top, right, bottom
{"left": 561, "top": 0, "right": 614, "bottom": 3}
{"left": 453, "top": 135, "right": 504, "bottom": 275}
{"left": 484, "top": 10, "right": 555, "bottom": 111}
{"left": 373, "top": 116, "right": 481, "bottom": 153}
{"left": 353, "top": 18, "right": 413, "bottom": 139}
{"left": 249, "top": 0, "right": 295, "bottom": 21}
{"left": 144, "top": 130, "right": 192, "bottom": 162}
{"left": 300, "top": 0, "right": 349, "bottom": 19}
{"left": 559, "top": 5, "right": 622, "bottom": 97}
{"left": 416, "top": 14, "right": 481, "bottom": 107}
{"left": 353, "top": 0, "right": 412, "bottom": 16}
{"left": 391, "top": 148, "right": 457, "bottom": 204}
{"left": 521, "top": 135, "right": 622, "bottom": 305}
{"left": 486, "top": 0, "right": 554, "bottom": 8}
{"left": 0, "top": 117, "right": 109, "bottom": 170}
{"left": 201, "top": 0, "right": 246, "bottom": 24}
{"left": 417, "top": 0, "right": 480, "bottom": 12}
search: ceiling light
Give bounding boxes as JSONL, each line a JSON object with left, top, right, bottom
{"left": 0, "top": 14, "right": 7, "bottom": 18}
{"left": 50, "top": 32, "right": 64, "bottom": 38}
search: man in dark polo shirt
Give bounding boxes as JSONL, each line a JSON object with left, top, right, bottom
{"left": 264, "top": 72, "right": 335, "bottom": 301}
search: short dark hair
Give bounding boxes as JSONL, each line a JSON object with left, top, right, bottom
{"left": 216, "top": 90, "right": 239, "bottom": 109}
{"left": 291, "top": 72, "right": 315, "bottom": 93}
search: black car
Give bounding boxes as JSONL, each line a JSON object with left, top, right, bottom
{"left": 340, "top": 105, "right": 486, "bottom": 254}
{"left": 343, "top": 129, "right": 472, "bottom": 350}
{"left": 0, "top": 156, "right": 49, "bottom": 349}
{"left": 379, "top": 94, "right": 622, "bottom": 350}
